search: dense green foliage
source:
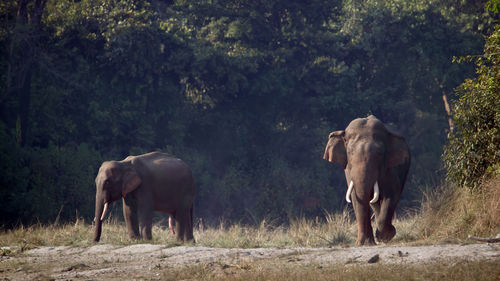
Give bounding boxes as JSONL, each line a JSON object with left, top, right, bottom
{"left": 443, "top": 24, "right": 500, "bottom": 189}
{"left": 0, "top": 0, "right": 494, "bottom": 227}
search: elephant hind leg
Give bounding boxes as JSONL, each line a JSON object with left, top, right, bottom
{"left": 139, "top": 211, "right": 153, "bottom": 240}
{"left": 174, "top": 213, "right": 183, "bottom": 242}
{"left": 175, "top": 208, "right": 187, "bottom": 242}
{"left": 169, "top": 216, "right": 176, "bottom": 235}
{"left": 136, "top": 198, "right": 153, "bottom": 240}
{"left": 175, "top": 207, "right": 194, "bottom": 243}
{"left": 186, "top": 205, "right": 195, "bottom": 243}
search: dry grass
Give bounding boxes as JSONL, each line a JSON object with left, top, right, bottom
{"left": 2, "top": 179, "right": 498, "bottom": 281}
{"left": 418, "top": 174, "right": 500, "bottom": 242}
{"left": 0, "top": 208, "right": 424, "bottom": 250}
{"left": 197, "top": 210, "right": 356, "bottom": 248}
{"left": 1, "top": 191, "right": 498, "bottom": 281}
{"left": 161, "top": 259, "right": 500, "bottom": 281}
{"left": 0, "top": 217, "right": 182, "bottom": 250}
{"left": 0, "top": 217, "right": 93, "bottom": 250}
{"left": 2, "top": 176, "right": 498, "bottom": 250}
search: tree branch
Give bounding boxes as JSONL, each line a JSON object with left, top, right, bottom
{"left": 468, "top": 234, "right": 500, "bottom": 243}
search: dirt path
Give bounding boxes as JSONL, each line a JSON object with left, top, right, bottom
{"left": 1, "top": 243, "right": 499, "bottom": 280}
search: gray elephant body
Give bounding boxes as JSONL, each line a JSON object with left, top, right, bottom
{"left": 324, "top": 115, "right": 410, "bottom": 245}
{"left": 94, "top": 152, "right": 195, "bottom": 243}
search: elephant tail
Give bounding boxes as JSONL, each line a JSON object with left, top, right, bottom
{"left": 190, "top": 203, "right": 196, "bottom": 243}
{"left": 190, "top": 204, "right": 194, "bottom": 230}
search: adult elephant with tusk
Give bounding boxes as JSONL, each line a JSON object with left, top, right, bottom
{"left": 323, "top": 115, "right": 410, "bottom": 246}
{"left": 93, "top": 152, "right": 195, "bottom": 243}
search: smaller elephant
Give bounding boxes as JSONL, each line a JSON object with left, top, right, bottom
{"left": 93, "top": 152, "right": 195, "bottom": 243}
{"left": 323, "top": 115, "right": 410, "bottom": 245}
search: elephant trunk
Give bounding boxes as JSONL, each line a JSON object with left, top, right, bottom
{"left": 94, "top": 219, "right": 102, "bottom": 242}
{"left": 93, "top": 198, "right": 107, "bottom": 242}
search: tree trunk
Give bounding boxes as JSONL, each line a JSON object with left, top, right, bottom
{"left": 11, "top": 0, "right": 47, "bottom": 146}
{"left": 435, "top": 78, "right": 454, "bottom": 133}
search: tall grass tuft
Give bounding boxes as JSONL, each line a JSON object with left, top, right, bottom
{"left": 418, "top": 174, "right": 500, "bottom": 241}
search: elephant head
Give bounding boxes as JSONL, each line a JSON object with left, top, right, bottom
{"left": 323, "top": 131, "right": 380, "bottom": 204}
{"left": 93, "top": 161, "right": 142, "bottom": 242}
{"left": 323, "top": 115, "right": 410, "bottom": 245}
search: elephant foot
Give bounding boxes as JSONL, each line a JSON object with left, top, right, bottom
{"left": 356, "top": 232, "right": 376, "bottom": 246}
{"left": 356, "top": 239, "right": 375, "bottom": 246}
{"left": 128, "top": 233, "right": 141, "bottom": 240}
{"left": 356, "top": 237, "right": 376, "bottom": 246}
{"left": 376, "top": 225, "right": 396, "bottom": 243}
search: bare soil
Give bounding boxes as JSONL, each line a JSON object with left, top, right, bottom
{"left": 1, "top": 243, "right": 499, "bottom": 280}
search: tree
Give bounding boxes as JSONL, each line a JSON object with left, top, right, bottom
{"left": 443, "top": 25, "right": 500, "bottom": 189}
{"left": 0, "top": 0, "right": 492, "bottom": 226}
{"left": 3, "top": 0, "right": 47, "bottom": 146}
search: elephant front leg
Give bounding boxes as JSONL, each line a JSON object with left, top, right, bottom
{"left": 352, "top": 195, "right": 376, "bottom": 246}
{"left": 375, "top": 197, "right": 397, "bottom": 242}
{"left": 122, "top": 196, "right": 140, "bottom": 239}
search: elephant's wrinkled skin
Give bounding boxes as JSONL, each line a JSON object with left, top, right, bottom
{"left": 93, "top": 152, "right": 195, "bottom": 243}
{"left": 323, "top": 115, "right": 410, "bottom": 245}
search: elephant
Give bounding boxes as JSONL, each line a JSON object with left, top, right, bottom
{"left": 93, "top": 152, "right": 195, "bottom": 243}
{"left": 323, "top": 115, "right": 410, "bottom": 246}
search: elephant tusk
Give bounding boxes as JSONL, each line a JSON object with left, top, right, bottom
{"left": 346, "top": 180, "right": 354, "bottom": 203}
{"left": 100, "top": 202, "right": 109, "bottom": 222}
{"left": 370, "top": 181, "right": 380, "bottom": 204}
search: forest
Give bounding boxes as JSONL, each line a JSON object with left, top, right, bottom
{"left": 0, "top": 0, "right": 498, "bottom": 227}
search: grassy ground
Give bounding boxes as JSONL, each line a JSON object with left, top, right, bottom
{"left": 2, "top": 173, "right": 498, "bottom": 249}
{"left": 0, "top": 209, "right": 426, "bottom": 250}
{"left": 0, "top": 177, "right": 498, "bottom": 281}
{"left": 161, "top": 260, "right": 500, "bottom": 281}
{"left": 3, "top": 175, "right": 498, "bottom": 250}
{"left": 418, "top": 174, "right": 500, "bottom": 240}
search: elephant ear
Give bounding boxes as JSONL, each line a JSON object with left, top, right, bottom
{"left": 386, "top": 131, "right": 410, "bottom": 168}
{"left": 122, "top": 168, "right": 142, "bottom": 197}
{"left": 328, "top": 130, "right": 348, "bottom": 169}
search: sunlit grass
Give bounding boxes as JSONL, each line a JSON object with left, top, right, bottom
{"left": 196, "top": 210, "right": 355, "bottom": 248}
{"left": 2, "top": 180, "right": 498, "bottom": 281}
{"left": 4, "top": 174, "right": 497, "bottom": 251}
{"left": 0, "top": 217, "right": 93, "bottom": 250}
{"left": 0, "top": 208, "right": 428, "bottom": 251}
{"left": 418, "top": 175, "right": 500, "bottom": 242}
